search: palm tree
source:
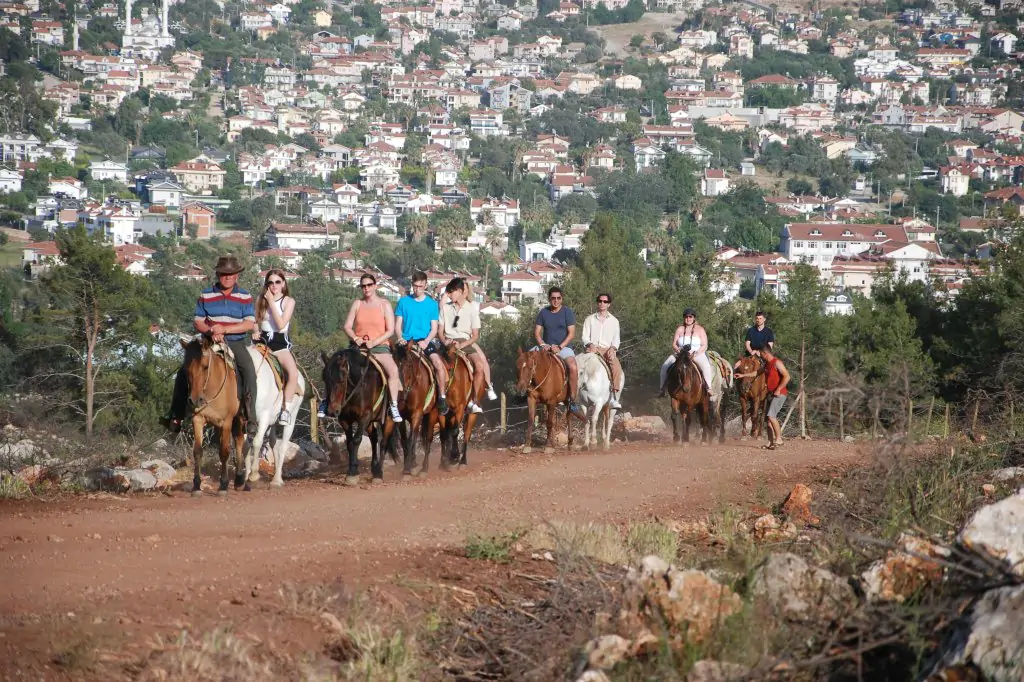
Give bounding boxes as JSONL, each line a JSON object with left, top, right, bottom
{"left": 407, "top": 214, "right": 429, "bottom": 242}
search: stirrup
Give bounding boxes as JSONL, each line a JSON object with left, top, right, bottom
{"left": 486, "top": 386, "right": 497, "bottom": 401}
{"left": 468, "top": 401, "right": 483, "bottom": 414}
{"left": 278, "top": 409, "right": 291, "bottom": 426}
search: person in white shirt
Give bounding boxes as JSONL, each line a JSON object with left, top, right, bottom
{"left": 581, "top": 293, "right": 623, "bottom": 409}
{"left": 439, "top": 277, "right": 498, "bottom": 413}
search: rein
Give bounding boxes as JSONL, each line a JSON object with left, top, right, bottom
{"left": 191, "top": 345, "right": 230, "bottom": 416}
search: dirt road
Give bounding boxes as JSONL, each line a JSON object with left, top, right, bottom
{"left": 0, "top": 439, "right": 864, "bottom": 678}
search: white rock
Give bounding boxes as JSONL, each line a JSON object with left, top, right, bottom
{"left": 575, "top": 671, "right": 610, "bottom": 682}
{"left": 139, "top": 459, "right": 176, "bottom": 486}
{"left": 0, "top": 439, "right": 45, "bottom": 467}
{"left": 959, "top": 488, "right": 1024, "bottom": 576}
{"left": 687, "top": 660, "right": 752, "bottom": 682}
{"left": 992, "top": 467, "right": 1024, "bottom": 482}
{"left": 750, "top": 553, "right": 855, "bottom": 621}
{"left": 926, "top": 584, "right": 1024, "bottom": 682}
{"left": 584, "top": 634, "right": 629, "bottom": 670}
{"left": 124, "top": 469, "right": 158, "bottom": 491}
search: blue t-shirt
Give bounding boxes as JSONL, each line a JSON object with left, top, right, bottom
{"left": 394, "top": 294, "right": 439, "bottom": 342}
{"left": 195, "top": 284, "right": 255, "bottom": 342}
{"left": 535, "top": 306, "right": 576, "bottom": 346}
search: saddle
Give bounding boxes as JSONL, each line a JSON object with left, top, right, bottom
{"left": 406, "top": 344, "right": 438, "bottom": 411}
{"left": 253, "top": 343, "right": 285, "bottom": 392}
{"left": 706, "top": 350, "right": 734, "bottom": 389}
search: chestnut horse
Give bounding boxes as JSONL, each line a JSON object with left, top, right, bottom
{"left": 394, "top": 343, "right": 439, "bottom": 476}
{"left": 321, "top": 346, "right": 394, "bottom": 486}
{"left": 735, "top": 355, "right": 768, "bottom": 439}
{"left": 435, "top": 348, "right": 484, "bottom": 470}
{"left": 515, "top": 348, "right": 573, "bottom": 453}
{"left": 180, "top": 336, "right": 247, "bottom": 496}
{"left": 665, "top": 347, "right": 729, "bottom": 445}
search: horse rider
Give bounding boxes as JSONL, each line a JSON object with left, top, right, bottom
{"left": 439, "top": 277, "right": 498, "bottom": 413}
{"left": 659, "top": 308, "right": 714, "bottom": 397}
{"left": 734, "top": 310, "right": 775, "bottom": 372}
{"left": 162, "top": 255, "right": 259, "bottom": 436}
{"left": 394, "top": 270, "right": 448, "bottom": 414}
{"left": 761, "top": 347, "right": 791, "bottom": 450}
{"left": 581, "top": 292, "right": 623, "bottom": 409}
{"left": 533, "top": 286, "right": 584, "bottom": 416}
{"left": 342, "top": 273, "right": 404, "bottom": 423}
{"left": 254, "top": 268, "right": 301, "bottom": 426}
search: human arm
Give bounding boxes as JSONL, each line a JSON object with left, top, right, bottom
{"left": 373, "top": 301, "right": 396, "bottom": 348}
{"left": 671, "top": 326, "right": 683, "bottom": 352}
{"left": 766, "top": 328, "right": 776, "bottom": 350}
{"left": 534, "top": 323, "right": 546, "bottom": 348}
{"left": 553, "top": 308, "right": 576, "bottom": 350}
{"left": 267, "top": 296, "right": 295, "bottom": 330}
{"left": 393, "top": 298, "right": 407, "bottom": 345}
{"left": 775, "top": 360, "right": 791, "bottom": 395}
{"left": 423, "top": 319, "right": 439, "bottom": 348}
{"left": 744, "top": 329, "right": 754, "bottom": 355}
{"left": 343, "top": 300, "right": 360, "bottom": 343}
{"left": 611, "top": 317, "right": 620, "bottom": 351}
{"left": 581, "top": 315, "right": 594, "bottom": 350}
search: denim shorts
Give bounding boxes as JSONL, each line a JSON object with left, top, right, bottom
{"left": 532, "top": 345, "right": 574, "bottom": 359}
{"left": 767, "top": 394, "right": 787, "bottom": 418}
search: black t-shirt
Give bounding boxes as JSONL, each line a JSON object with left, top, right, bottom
{"left": 745, "top": 325, "right": 775, "bottom": 350}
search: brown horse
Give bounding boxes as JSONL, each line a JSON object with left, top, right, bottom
{"left": 735, "top": 355, "right": 768, "bottom": 439}
{"left": 435, "top": 347, "right": 484, "bottom": 470}
{"left": 394, "top": 343, "right": 439, "bottom": 476}
{"left": 179, "top": 336, "right": 247, "bottom": 496}
{"left": 665, "top": 348, "right": 715, "bottom": 445}
{"left": 321, "top": 346, "right": 394, "bottom": 485}
{"left": 515, "top": 348, "right": 573, "bottom": 454}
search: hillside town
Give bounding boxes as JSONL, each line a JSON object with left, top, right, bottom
{"left": 1, "top": 0, "right": 1021, "bottom": 312}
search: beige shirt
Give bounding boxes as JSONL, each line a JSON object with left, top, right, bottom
{"left": 582, "top": 312, "right": 620, "bottom": 350}
{"left": 441, "top": 300, "right": 480, "bottom": 341}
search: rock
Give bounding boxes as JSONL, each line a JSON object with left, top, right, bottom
{"left": 842, "top": 435, "right": 855, "bottom": 443}
{"left": 84, "top": 467, "right": 130, "bottom": 492}
{"left": 982, "top": 483, "right": 996, "bottom": 497}
{"left": 860, "top": 533, "right": 950, "bottom": 603}
{"left": 959, "top": 488, "right": 1024, "bottom": 576}
{"left": 752, "top": 514, "right": 780, "bottom": 539}
{"left": 623, "top": 556, "right": 742, "bottom": 645}
{"left": 554, "top": 430, "right": 569, "bottom": 447}
{"left": 584, "top": 634, "right": 630, "bottom": 670}
{"left": 780, "top": 484, "right": 819, "bottom": 525}
{"left": 925, "top": 584, "right": 1024, "bottom": 682}
{"left": 283, "top": 452, "right": 323, "bottom": 478}
{"left": 751, "top": 553, "right": 855, "bottom": 621}
{"left": 139, "top": 459, "right": 176, "bottom": 486}
{"left": 575, "top": 672, "right": 610, "bottom": 682}
{"left": 14, "top": 464, "right": 54, "bottom": 485}
{"left": 258, "top": 459, "right": 275, "bottom": 478}
{"left": 123, "top": 469, "right": 158, "bottom": 491}
{"left": 686, "top": 660, "right": 752, "bottom": 682}
{"left": 300, "top": 441, "right": 328, "bottom": 462}
{"left": 47, "top": 535, "right": 63, "bottom": 543}
{"left": 623, "top": 416, "right": 667, "bottom": 434}
{"left": 992, "top": 467, "right": 1024, "bottom": 482}
{"left": 320, "top": 612, "right": 345, "bottom": 634}
{"left": 629, "top": 628, "right": 659, "bottom": 657}
{"left": 0, "top": 439, "right": 45, "bottom": 467}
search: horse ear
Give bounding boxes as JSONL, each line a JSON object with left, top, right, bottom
{"left": 320, "top": 351, "right": 330, "bottom": 366}
{"left": 179, "top": 338, "right": 190, "bottom": 350}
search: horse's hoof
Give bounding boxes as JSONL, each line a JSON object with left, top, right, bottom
{"left": 544, "top": 446, "right": 555, "bottom": 454}
{"left": 216, "top": 490, "right": 228, "bottom": 497}
{"left": 522, "top": 446, "right": 532, "bottom": 454}
{"left": 372, "top": 478, "right": 384, "bottom": 486}
{"left": 191, "top": 490, "right": 202, "bottom": 498}
{"left": 270, "top": 479, "right": 284, "bottom": 488}
{"left": 243, "top": 483, "right": 251, "bottom": 492}
{"left": 457, "top": 463, "right": 468, "bottom": 469}
{"left": 248, "top": 471, "right": 260, "bottom": 483}
{"left": 343, "top": 475, "right": 360, "bottom": 487}
{"left": 740, "top": 435, "right": 748, "bottom": 441}
{"left": 418, "top": 469, "right": 430, "bottom": 477}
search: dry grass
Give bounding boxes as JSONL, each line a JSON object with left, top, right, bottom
{"left": 136, "top": 628, "right": 275, "bottom": 681}
{"left": 521, "top": 520, "right": 679, "bottom": 566}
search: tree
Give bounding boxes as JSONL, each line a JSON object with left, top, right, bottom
{"left": 629, "top": 34, "right": 645, "bottom": 48}
{"left": 786, "top": 178, "right": 814, "bottom": 195}
{"left": 430, "top": 206, "right": 473, "bottom": 250}
{"left": 28, "top": 227, "right": 153, "bottom": 436}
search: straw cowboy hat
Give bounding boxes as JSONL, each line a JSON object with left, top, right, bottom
{"left": 214, "top": 255, "right": 245, "bottom": 275}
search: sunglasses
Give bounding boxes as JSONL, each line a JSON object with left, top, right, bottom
{"left": 597, "top": 299, "right": 609, "bottom": 304}
{"left": 360, "top": 283, "right": 375, "bottom": 288}
{"left": 452, "top": 314, "right": 460, "bottom": 328}
{"left": 268, "top": 279, "right": 284, "bottom": 285}
{"left": 550, "top": 296, "right": 562, "bottom": 301}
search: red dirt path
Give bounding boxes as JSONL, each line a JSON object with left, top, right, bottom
{"left": 0, "top": 439, "right": 865, "bottom": 679}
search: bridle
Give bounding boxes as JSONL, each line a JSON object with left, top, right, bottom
{"left": 328, "top": 348, "right": 374, "bottom": 415}
{"left": 738, "top": 357, "right": 766, "bottom": 395}
{"left": 190, "top": 342, "right": 230, "bottom": 415}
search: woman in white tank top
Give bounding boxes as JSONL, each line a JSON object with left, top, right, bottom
{"left": 659, "top": 308, "right": 714, "bottom": 394}
{"left": 254, "top": 269, "right": 301, "bottom": 426}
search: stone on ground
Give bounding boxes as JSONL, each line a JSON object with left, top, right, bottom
{"left": 750, "top": 552, "right": 855, "bottom": 621}
{"left": 687, "top": 660, "right": 752, "bottom": 682}
{"left": 959, "top": 488, "right": 1024, "bottom": 576}
{"left": 861, "top": 533, "right": 950, "bottom": 603}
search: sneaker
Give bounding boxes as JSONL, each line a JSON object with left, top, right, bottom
{"left": 469, "top": 401, "right": 483, "bottom": 414}
{"left": 569, "top": 402, "right": 585, "bottom": 415}
{"left": 438, "top": 395, "right": 448, "bottom": 414}
{"left": 390, "top": 404, "right": 404, "bottom": 423}
{"left": 278, "top": 409, "right": 291, "bottom": 426}
{"left": 486, "top": 386, "right": 497, "bottom": 401}
{"left": 317, "top": 400, "right": 327, "bottom": 418}
{"left": 609, "top": 396, "right": 622, "bottom": 409}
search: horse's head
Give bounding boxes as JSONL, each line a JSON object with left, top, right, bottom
{"left": 675, "top": 345, "right": 694, "bottom": 393}
{"left": 736, "top": 356, "right": 763, "bottom": 395}
{"left": 321, "top": 348, "right": 357, "bottom": 418}
{"left": 180, "top": 335, "right": 224, "bottom": 410}
{"left": 515, "top": 347, "right": 537, "bottom": 394}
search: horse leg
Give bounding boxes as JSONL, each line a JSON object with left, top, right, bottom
{"left": 718, "top": 395, "right": 727, "bottom": 444}
{"left": 603, "top": 404, "right": 613, "bottom": 450}
{"left": 670, "top": 398, "right": 681, "bottom": 444}
{"left": 523, "top": 395, "right": 536, "bottom": 454}
{"left": 233, "top": 417, "right": 247, "bottom": 490}
{"left": 344, "top": 424, "right": 361, "bottom": 486}
{"left": 544, "top": 402, "right": 557, "bottom": 454}
{"left": 190, "top": 415, "right": 204, "bottom": 497}
{"left": 272, "top": 411, "right": 297, "bottom": 488}
{"left": 370, "top": 427, "right": 383, "bottom": 483}
{"left": 217, "top": 423, "right": 232, "bottom": 495}
{"left": 420, "top": 412, "right": 436, "bottom": 472}
{"left": 402, "top": 418, "right": 417, "bottom": 477}
{"left": 739, "top": 396, "right": 749, "bottom": 439}
{"left": 461, "top": 411, "right": 477, "bottom": 467}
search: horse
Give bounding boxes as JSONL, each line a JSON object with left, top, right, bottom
{"left": 665, "top": 347, "right": 730, "bottom": 445}
{"left": 735, "top": 355, "right": 768, "bottom": 439}
{"left": 393, "top": 343, "right": 439, "bottom": 476}
{"left": 321, "top": 346, "right": 394, "bottom": 486}
{"left": 179, "top": 335, "right": 246, "bottom": 497}
{"left": 576, "top": 352, "right": 622, "bottom": 450}
{"left": 435, "top": 346, "right": 484, "bottom": 471}
{"left": 515, "top": 348, "right": 574, "bottom": 454}
{"left": 243, "top": 346, "right": 307, "bottom": 487}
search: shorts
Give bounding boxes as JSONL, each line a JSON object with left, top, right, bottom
{"left": 256, "top": 332, "right": 292, "bottom": 353}
{"left": 357, "top": 343, "right": 390, "bottom": 355}
{"left": 532, "top": 345, "right": 574, "bottom": 359}
{"left": 767, "top": 394, "right": 787, "bottom": 419}
{"left": 406, "top": 339, "right": 442, "bottom": 355}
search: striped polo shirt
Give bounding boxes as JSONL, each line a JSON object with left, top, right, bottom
{"left": 194, "top": 284, "right": 255, "bottom": 342}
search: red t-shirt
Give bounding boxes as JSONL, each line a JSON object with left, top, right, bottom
{"left": 765, "top": 358, "right": 788, "bottom": 396}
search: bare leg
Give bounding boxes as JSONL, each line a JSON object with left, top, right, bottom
{"left": 276, "top": 350, "right": 301, "bottom": 400}
{"left": 429, "top": 353, "right": 448, "bottom": 398}
{"left": 566, "top": 356, "right": 579, "bottom": 401}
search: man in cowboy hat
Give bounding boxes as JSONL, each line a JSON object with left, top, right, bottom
{"left": 162, "top": 255, "right": 259, "bottom": 436}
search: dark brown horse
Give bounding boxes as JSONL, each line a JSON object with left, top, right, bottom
{"left": 735, "top": 355, "right": 768, "bottom": 439}
{"left": 321, "top": 346, "right": 394, "bottom": 486}
{"left": 435, "top": 347, "right": 484, "bottom": 470}
{"left": 180, "top": 336, "right": 247, "bottom": 496}
{"left": 665, "top": 348, "right": 717, "bottom": 445}
{"left": 515, "top": 348, "right": 573, "bottom": 453}
{"left": 394, "top": 343, "right": 439, "bottom": 476}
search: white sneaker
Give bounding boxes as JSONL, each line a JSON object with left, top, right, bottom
{"left": 609, "top": 397, "right": 622, "bottom": 409}
{"left": 486, "top": 386, "right": 497, "bottom": 401}
{"left": 278, "top": 409, "right": 292, "bottom": 426}
{"left": 468, "top": 401, "right": 483, "bottom": 414}
{"left": 390, "top": 404, "right": 403, "bottom": 423}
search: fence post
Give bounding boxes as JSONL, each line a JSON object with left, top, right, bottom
{"left": 927, "top": 396, "right": 935, "bottom": 437}
{"left": 1010, "top": 400, "right": 1015, "bottom": 435}
{"left": 500, "top": 392, "right": 507, "bottom": 434}
{"left": 310, "top": 397, "right": 318, "bottom": 445}
{"left": 838, "top": 395, "right": 844, "bottom": 441}
{"left": 972, "top": 399, "right": 980, "bottom": 434}
{"left": 907, "top": 399, "right": 914, "bottom": 439}
{"left": 943, "top": 403, "right": 950, "bottom": 439}
{"left": 872, "top": 400, "right": 881, "bottom": 439}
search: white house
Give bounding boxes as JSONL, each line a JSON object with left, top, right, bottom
{"left": 147, "top": 179, "right": 185, "bottom": 208}
{"left": 267, "top": 222, "right": 342, "bottom": 251}
{"left": 823, "top": 291, "right": 854, "bottom": 315}
{"left": 991, "top": 32, "right": 1018, "bottom": 55}
{"left": 49, "top": 176, "right": 88, "bottom": 200}
{"left": 89, "top": 158, "right": 129, "bottom": 184}
{"left": 940, "top": 166, "right": 970, "bottom": 196}
{"left": 500, "top": 268, "right": 545, "bottom": 304}
{"left": 781, "top": 223, "right": 907, "bottom": 269}
{"left": 0, "top": 167, "right": 22, "bottom": 193}
{"left": 480, "top": 300, "right": 521, "bottom": 319}
{"left": 701, "top": 169, "right": 731, "bottom": 197}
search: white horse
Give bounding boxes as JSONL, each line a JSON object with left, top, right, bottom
{"left": 576, "top": 352, "right": 623, "bottom": 450}
{"left": 243, "top": 347, "right": 307, "bottom": 487}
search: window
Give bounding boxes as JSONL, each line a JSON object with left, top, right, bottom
{"left": 793, "top": 240, "right": 804, "bottom": 248}
{"left": 824, "top": 242, "right": 833, "bottom": 250}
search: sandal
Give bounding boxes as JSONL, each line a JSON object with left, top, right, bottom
{"left": 761, "top": 444, "right": 778, "bottom": 451}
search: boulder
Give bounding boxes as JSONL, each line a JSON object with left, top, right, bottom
{"left": 860, "top": 533, "right": 950, "bottom": 603}
{"left": 750, "top": 553, "right": 855, "bottom": 621}
{"left": 752, "top": 514, "right": 797, "bottom": 541}
{"left": 780, "top": 484, "right": 819, "bottom": 525}
{"left": 84, "top": 467, "right": 130, "bottom": 492}
{"left": 925, "top": 584, "right": 1024, "bottom": 682}
{"left": 623, "top": 555, "right": 742, "bottom": 646}
{"left": 14, "top": 464, "right": 55, "bottom": 485}
{"left": 575, "top": 672, "right": 611, "bottom": 682}
{"left": 959, "top": 488, "right": 1024, "bottom": 576}
{"left": 992, "top": 467, "right": 1024, "bottom": 482}
{"left": 123, "top": 469, "right": 158, "bottom": 491}
{"left": 283, "top": 453, "right": 324, "bottom": 478}
{"left": 622, "top": 416, "right": 668, "bottom": 435}
{"left": 687, "top": 661, "right": 752, "bottom": 682}
{"left": 139, "top": 459, "right": 176, "bottom": 487}
{"left": 300, "top": 441, "right": 328, "bottom": 462}
{"left": 584, "top": 635, "right": 630, "bottom": 670}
